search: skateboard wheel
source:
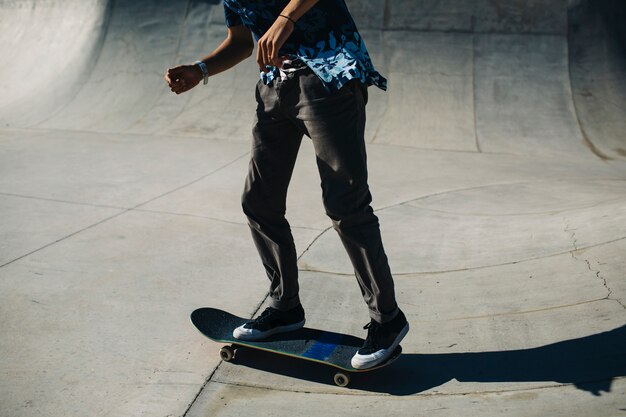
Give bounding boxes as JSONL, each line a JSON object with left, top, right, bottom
{"left": 220, "top": 346, "right": 235, "bottom": 362}
{"left": 333, "top": 372, "right": 350, "bottom": 387}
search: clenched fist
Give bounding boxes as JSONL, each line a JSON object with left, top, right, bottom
{"left": 165, "top": 65, "right": 203, "bottom": 95}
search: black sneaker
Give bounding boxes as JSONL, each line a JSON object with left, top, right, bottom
{"left": 351, "top": 309, "right": 409, "bottom": 369}
{"left": 232, "top": 305, "right": 305, "bottom": 341}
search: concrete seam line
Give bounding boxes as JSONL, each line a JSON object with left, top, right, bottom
{"left": 129, "top": 151, "right": 250, "bottom": 211}
{"left": 472, "top": 32, "right": 481, "bottom": 153}
{"left": 565, "top": 8, "right": 613, "bottom": 162}
{"left": 0, "top": 191, "right": 127, "bottom": 210}
{"left": 0, "top": 209, "right": 128, "bottom": 269}
{"left": 296, "top": 234, "right": 626, "bottom": 277}
{"left": 0, "top": 151, "right": 249, "bottom": 269}
{"left": 297, "top": 225, "right": 334, "bottom": 261}
{"left": 181, "top": 363, "right": 223, "bottom": 417}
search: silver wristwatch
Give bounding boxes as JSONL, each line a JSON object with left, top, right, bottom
{"left": 194, "top": 61, "right": 209, "bottom": 85}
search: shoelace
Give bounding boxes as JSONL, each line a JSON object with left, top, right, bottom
{"left": 362, "top": 320, "right": 381, "bottom": 348}
{"left": 251, "top": 307, "right": 276, "bottom": 327}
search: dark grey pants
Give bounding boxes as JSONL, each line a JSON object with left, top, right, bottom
{"left": 242, "top": 68, "right": 399, "bottom": 323}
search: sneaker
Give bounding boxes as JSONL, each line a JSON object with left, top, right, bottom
{"left": 232, "top": 305, "right": 305, "bottom": 341}
{"left": 351, "top": 309, "right": 409, "bottom": 369}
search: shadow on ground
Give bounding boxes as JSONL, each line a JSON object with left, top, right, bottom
{"left": 217, "top": 324, "right": 626, "bottom": 396}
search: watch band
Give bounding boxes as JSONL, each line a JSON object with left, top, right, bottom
{"left": 194, "top": 61, "right": 209, "bottom": 85}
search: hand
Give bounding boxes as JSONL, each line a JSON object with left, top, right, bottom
{"left": 257, "top": 16, "right": 294, "bottom": 73}
{"left": 165, "top": 65, "right": 203, "bottom": 95}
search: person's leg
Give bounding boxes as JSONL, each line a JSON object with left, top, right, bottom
{"left": 295, "top": 74, "right": 399, "bottom": 324}
{"left": 293, "top": 72, "right": 408, "bottom": 368}
{"left": 234, "top": 78, "right": 309, "bottom": 341}
{"left": 241, "top": 80, "right": 304, "bottom": 312}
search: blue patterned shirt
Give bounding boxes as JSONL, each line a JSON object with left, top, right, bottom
{"left": 223, "top": 0, "right": 387, "bottom": 92}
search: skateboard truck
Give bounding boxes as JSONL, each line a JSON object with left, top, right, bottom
{"left": 218, "top": 343, "right": 358, "bottom": 387}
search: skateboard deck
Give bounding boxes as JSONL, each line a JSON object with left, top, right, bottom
{"left": 190, "top": 307, "right": 402, "bottom": 387}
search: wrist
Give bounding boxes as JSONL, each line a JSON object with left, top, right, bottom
{"left": 194, "top": 61, "right": 209, "bottom": 85}
{"left": 278, "top": 14, "right": 296, "bottom": 25}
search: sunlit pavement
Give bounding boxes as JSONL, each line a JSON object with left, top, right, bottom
{"left": 1, "top": 1, "right": 625, "bottom": 416}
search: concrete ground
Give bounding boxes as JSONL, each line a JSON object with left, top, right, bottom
{"left": 1, "top": 0, "right": 626, "bottom": 416}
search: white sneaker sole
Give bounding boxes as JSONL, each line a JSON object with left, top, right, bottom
{"left": 351, "top": 321, "right": 409, "bottom": 369}
{"left": 232, "top": 320, "right": 305, "bottom": 341}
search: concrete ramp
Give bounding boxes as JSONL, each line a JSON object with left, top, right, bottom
{"left": 569, "top": 0, "right": 626, "bottom": 160}
{"left": 0, "top": 0, "right": 109, "bottom": 127}
{"left": 0, "top": 0, "right": 259, "bottom": 139}
{"left": 1, "top": 0, "right": 624, "bottom": 158}
{"left": 2, "top": 0, "right": 624, "bottom": 159}
{"left": 1, "top": 1, "right": 625, "bottom": 416}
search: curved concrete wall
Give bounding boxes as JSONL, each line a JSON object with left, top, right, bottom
{"left": 350, "top": 0, "right": 568, "bottom": 33}
{"left": 0, "top": 0, "right": 624, "bottom": 156}
{"left": 569, "top": 0, "right": 626, "bottom": 160}
{"left": 0, "top": 0, "right": 110, "bottom": 126}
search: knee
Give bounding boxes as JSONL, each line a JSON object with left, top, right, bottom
{"left": 322, "top": 186, "right": 376, "bottom": 228}
{"left": 241, "top": 186, "right": 262, "bottom": 219}
{"left": 241, "top": 185, "right": 286, "bottom": 222}
{"left": 328, "top": 206, "right": 378, "bottom": 229}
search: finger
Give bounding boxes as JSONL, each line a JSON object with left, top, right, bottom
{"left": 260, "top": 39, "right": 270, "bottom": 71}
{"left": 258, "top": 41, "right": 270, "bottom": 73}
{"left": 170, "top": 83, "right": 184, "bottom": 94}
{"left": 166, "top": 70, "right": 178, "bottom": 86}
{"left": 262, "top": 42, "right": 270, "bottom": 72}
{"left": 264, "top": 41, "right": 272, "bottom": 70}
{"left": 166, "top": 69, "right": 183, "bottom": 86}
{"left": 256, "top": 42, "right": 265, "bottom": 72}
{"left": 272, "top": 47, "right": 283, "bottom": 68}
{"left": 272, "top": 54, "right": 283, "bottom": 68}
{"left": 268, "top": 41, "right": 276, "bottom": 67}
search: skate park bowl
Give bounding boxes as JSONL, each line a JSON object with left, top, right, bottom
{"left": 1, "top": 0, "right": 625, "bottom": 416}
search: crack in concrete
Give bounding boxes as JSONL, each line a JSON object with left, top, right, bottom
{"left": 582, "top": 257, "right": 625, "bottom": 310}
{"left": 565, "top": 221, "right": 626, "bottom": 310}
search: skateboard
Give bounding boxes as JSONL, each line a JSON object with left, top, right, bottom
{"left": 190, "top": 307, "right": 402, "bottom": 387}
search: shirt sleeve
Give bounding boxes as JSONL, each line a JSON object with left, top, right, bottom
{"left": 223, "top": 3, "right": 243, "bottom": 27}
